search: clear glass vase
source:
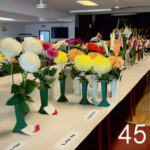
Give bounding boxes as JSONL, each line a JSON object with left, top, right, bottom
{"left": 90, "top": 75, "right": 99, "bottom": 99}
{"left": 73, "top": 77, "right": 81, "bottom": 95}
{"left": 111, "top": 79, "right": 117, "bottom": 99}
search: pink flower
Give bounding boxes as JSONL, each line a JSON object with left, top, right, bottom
{"left": 42, "top": 42, "right": 52, "bottom": 50}
{"left": 47, "top": 47, "right": 58, "bottom": 59}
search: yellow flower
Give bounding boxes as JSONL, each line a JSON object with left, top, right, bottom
{"left": 74, "top": 54, "right": 93, "bottom": 72}
{"left": 40, "top": 40, "right": 44, "bottom": 44}
{"left": 0, "top": 53, "right": 3, "bottom": 62}
{"left": 54, "top": 50, "right": 68, "bottom": 64}
{"left": 93, "top": 55, "right": 112, "bottom": 74}
{"left": 109, "top": 56, "right": 124, "bottom": 70}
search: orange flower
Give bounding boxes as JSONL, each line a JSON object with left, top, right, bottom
{"left": 109, "top": 56, "right": 124, "bottom": 70}
{"left": 68, "top": 49, "right": 84, "bottom": 62}
{"left": 88, "top": 52, "right": 100, "bottom": 59}
{"left": 113, "top": 40, "right": 120, "bottom": 56}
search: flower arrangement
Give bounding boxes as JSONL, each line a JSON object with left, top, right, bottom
{"left": 53, "top": 50, "right": 68, "bottom": 102}
{"left": 0, "top": 37, "right": 41, "bottom": 134}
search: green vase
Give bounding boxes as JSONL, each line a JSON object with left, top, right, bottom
{"left": 39, "top": 88, "right": 48, "bottom": 114}
{"left": 79, "top": 81, "right": 90, "bottom": 105}
{"left": 57, "top": 79, "right": 68, "bottom": 102}
{"left": 98, "top": 81, "right": 110, "bottom": 107}
{"left": 13, "top": 104, "right": 27, "bottom": 134}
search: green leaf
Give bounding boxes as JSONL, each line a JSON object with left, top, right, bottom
{"left": 43, "top": 68, "right": 49, "bottom": 75}
{"left": 46, "top": 78, "right": 56, "bottom": 84}
{"left": 49, "top": 68, "right": 57, "bottom": 76}
{"left": 59, "top": 70, "right": 67, "bottom": 80}
{"left": 6, "top": 95, "right": 19, "bottom": 105}
{"left": 25, "top": 80, "right": 38, "bottom": 94}
{"left": 11, "top": 84, "right": 25, "bottom": 95}
{"left": 25, "top": 96, "right": 34, "bottom": 102}
{"left": 19, "top": 101, "right": 30, "bottom": 116}
{"left": 33, "top": 72, "right": 40, "bottom": 78}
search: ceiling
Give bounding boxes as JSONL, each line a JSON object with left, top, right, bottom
{"left": 0, "top": 0, "right": 150, "bottom": 22}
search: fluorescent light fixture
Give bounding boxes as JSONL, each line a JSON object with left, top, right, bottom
{"left": 70, "top": 8, "right": 112, "bottom": 13}
{"left": 76, "top": 0, "right": 98, "bottom": 6}
{"left": 0, "top": 17, "right": 16, "bottom": 21}
{"left": 111, "top": 13, "right": 137, "bottom": 16}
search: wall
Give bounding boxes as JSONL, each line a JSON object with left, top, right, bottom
{"left": 0, "top": 22, "right": 24, "bottom": 40}
{"left": 0, "top": 22, "right": 75, "bottom": 42}
{"left": 24, "top": 23, "right": 75, "bottom": 43}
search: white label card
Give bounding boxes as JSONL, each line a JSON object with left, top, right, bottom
{"left": 55, "top": 132, "right": 79, "bottom": 150}
{"left": 85, "top": 110, "right": 97, "bottom": 120}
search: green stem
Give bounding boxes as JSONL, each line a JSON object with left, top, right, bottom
{"left": 11, "top": 62, "right": 14, "bottom": 84}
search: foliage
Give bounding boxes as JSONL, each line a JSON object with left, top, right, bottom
{"left": 33, "top": 61, "right": 57, "bottom": 90}
{"left": 6, "top": 73, "right": 38, "bottom": 116}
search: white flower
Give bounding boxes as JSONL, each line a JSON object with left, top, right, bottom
{"left": 19, "top": 52, "right": 41, "bottom": 73}
{"left": 23, "top": 37, "right": 42, "bottom": 55}
{"left": 0, "top": 37, "right": 22, "bottom": 58}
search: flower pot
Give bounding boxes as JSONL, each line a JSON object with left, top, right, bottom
{"left": 39, "top": 88, "right": 48, "bottom": 114}
{"left": 111, "top": 79, "right": 117, "bottom": 99}
{"left": 98, "top": 81, "right": 110, "bottom": 107}
{"left": 79, "top": 81, "right": 90, "bottom": 105}
{"left": 73, "top": 77, "right": 81, "bottom": 95}
{"left": 13, "top": 104, "right": 27, "bottom": 134}
{"left": 90, "top": 75, "right": 99, "bottom": 99}
{"left": 57, "top": 79, "right": 68, "bottom": 102}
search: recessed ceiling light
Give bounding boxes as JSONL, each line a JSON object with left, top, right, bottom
{"left": 114, "top": 6, "right": 120, "bottom": 9}
{"left": 70, "top": 8, "right": 112, "bottom": 13}
{"left": 76, "top": 0, "right": 98, "bottom": 6}
{"left": 36, "top": 0, "right": 47, "bottom": 8}
{"left": 0, "top": 17, "right": 16, "bottom": 21}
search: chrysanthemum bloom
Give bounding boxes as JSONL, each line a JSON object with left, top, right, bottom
{"left": 19, "top": 52, "right": 41, "bottom": 73}
{"left": 68, "top": 49, "right": 84, "bottom": 62}
{"left": 47, "top": 47, "right": 58, "bottom": 59}
{"left": 109, "top": 56, "right": 124, "bottom": 70}
{"left": 23, "top": 37, "right": 42, "bottom": 55}
{"left": 93, "top": 55, "right": 112, "bottom": 75}
{"left": 88, "top": 52, "right": 100, "bottom": 59}
{"left": 42, "top": 42, "right": 52, "bottom": 50}
{"left": 54, "top": 51, "right": 68, "bottom": 64}
{"left": 0, "top": 38, "right": 22, "bottom": 58}
{"left": 74, "top": 54, "right": 93, "bottom": 72}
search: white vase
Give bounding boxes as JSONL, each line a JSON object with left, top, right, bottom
{"left": 73, "top": 77, "right": 81, "bottom": 95}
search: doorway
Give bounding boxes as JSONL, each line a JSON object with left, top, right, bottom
{"left": 39, "top": 30, "right": 50, "bottom": 42}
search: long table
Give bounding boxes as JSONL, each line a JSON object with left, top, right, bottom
{"left": 0, "top": 55, "right": 150, "bottom": 150}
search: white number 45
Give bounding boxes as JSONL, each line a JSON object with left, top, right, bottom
{"left": 118, "top": 124, "right": 146, "bottom": 144}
